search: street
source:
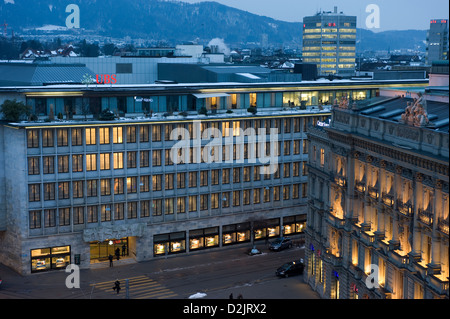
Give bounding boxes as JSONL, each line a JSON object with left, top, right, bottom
{"left": 0, "top": 242, "right": 320, "bottom": 300}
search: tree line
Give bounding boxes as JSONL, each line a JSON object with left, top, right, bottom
{"left": 0, "top": 37, "right": 136, "bottom": 60}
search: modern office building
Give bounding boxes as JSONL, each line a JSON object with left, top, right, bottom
{"left": 426, "top": 19, "right": 449, "bottom": 64}
{"left": 302, "top": 7, "right": 357, "bottom": 77}
{"left": 304, "top": 75, "right": 449, "bottom": 298}
{"left": 0, "top": 78, "right": 428, "bottom": 275}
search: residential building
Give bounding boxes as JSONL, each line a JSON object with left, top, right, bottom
{"left": 302, "top": 7, "right": 357, "bottom": 77}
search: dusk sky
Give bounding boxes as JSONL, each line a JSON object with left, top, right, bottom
{"left": 182, "top": 0, "right": 449, "bottom": 32}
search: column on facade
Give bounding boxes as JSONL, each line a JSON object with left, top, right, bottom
{"left": 375, "top": 206, "right": 385, "bottom": 238}
{"left": 430, "top": 180, "right": 441, "bottom": 268}
{"left": 391, "top": 215, "right": 399, "bottom": 244}
{"left": 346, "top": 152, "right": 356, "bottom": 220}
{"left": 410, "top": 172, "right": 423, "bottom": 258}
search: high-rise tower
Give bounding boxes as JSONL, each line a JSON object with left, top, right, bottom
{"left": 302, "top": 7, "right": 357, "bottom": 77}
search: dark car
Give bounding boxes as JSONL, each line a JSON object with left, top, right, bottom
{"left": 269, "top": 237, "right": 292, "bottom": 251}
{"left": 276, "top": 260, "right": 304, "bottom": 278}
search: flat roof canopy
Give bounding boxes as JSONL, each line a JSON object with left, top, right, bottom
{"left": 192, "top": 93, "right": 230, "bottom": 98}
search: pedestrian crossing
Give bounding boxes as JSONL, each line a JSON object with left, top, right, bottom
{"left": 90, "top": 275, "right": 178, "bottom": 299}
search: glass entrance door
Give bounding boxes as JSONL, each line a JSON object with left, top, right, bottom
{"left": 90, "top": 238, "right": 129, "bottom": 262}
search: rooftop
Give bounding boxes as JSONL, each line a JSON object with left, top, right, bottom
{"left": 354, "top": 95, "right": 449, "bottom": 133}
{"left": 0, "top": 62, "right": 96, "bottom": 87}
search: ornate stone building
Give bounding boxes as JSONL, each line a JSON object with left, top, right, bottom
{"left": 305, "top": 86, "right": 449, "bottom": 299}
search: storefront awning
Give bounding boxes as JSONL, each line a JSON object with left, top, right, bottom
{"left": 192, "top": 93, "right": 230, "bottom": 99}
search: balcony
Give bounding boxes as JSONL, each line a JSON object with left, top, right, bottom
{"left": 429, "top": 274, "right": 450, "bottom": 297}
{"left": 368, "top": 185, "right": 379, "bottom": 200}
{"left": 327, "top": 209, "right": 346, "bottom": 229}
{"left": 323, "top": 249, "right": 343, "bottom": 267}
{"left": 418, "top": 207, "right": 434, "bottom": 226}
{"left": 390, "top": 249, "right": 409, "bottom": 268}
{"left": 360, "top": 230, "right": 375, "bottom": 246}
{"left": 381, "top": 192, "right": 394, "bottom": 207}
{"left": 397, "top": 200, "right": 413, "bottom": 217}
{"left": 333, "top": 173, "right": 347, "bottom": 188}
{"left": 438, "top": 218, "right": 449, "bottom": 235}
{"left": 355, "top": 180, "right": 366, "bottom": 194}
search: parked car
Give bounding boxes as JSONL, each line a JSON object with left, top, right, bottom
{"left": 269, "top": 237, "right": 292, "bottom": 251}
{"left": 276, "top": 260, "right": 304, "bottom": 278}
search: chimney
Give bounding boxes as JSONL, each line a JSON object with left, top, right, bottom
{"left": 334, "top": 6, "right": 337, "bottom": 13}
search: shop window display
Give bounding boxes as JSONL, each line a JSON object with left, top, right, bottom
{"left": 31, "top": 246, "right": 71, "bottom": 273}
{"left": 153, "top": 232, "right": 186, "bottom": 256}
{"left": 189, "top": 227, "right": 219, "bottom": 251}
{"left": 222, "top": 222, "right": 251, "bottom": 245}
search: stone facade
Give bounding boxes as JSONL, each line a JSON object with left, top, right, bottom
{"left": 305, "top": 101, "right": 449, "bottom": 299}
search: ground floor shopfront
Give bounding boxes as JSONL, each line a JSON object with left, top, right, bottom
{"left": 23, "top": 211, "right": 306, "bottom": 274}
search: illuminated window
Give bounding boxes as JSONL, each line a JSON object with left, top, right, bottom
{"left": 222, "top": 121, "right": 230, "bottom": 137}
{"left": 250, "top": 93, "right": 257, "bottom": 107}
{"left": 165, "top": 173, "right": 174, "bottom": 190}
{"left": 165, "top": 198, "right": 175, "bottom": 215}
{"left": 72, "top": 181, "right": 83, "bottom": 198}
{"left": 320, "top": 148, "right": 325, "bottom": 167}
{"left": 127, "top": 176, "right": 137, "bottom": 193}
{"left": 27, "top": 130, "right": 39, "bottom": 148}
{"left": 100, "top": 153, "right": 110, "bottom": 170}
{"left": 99, "top": 127, "right": 110, "bottom": 144}
{"left": 113, "top": 127, "right": 123, "bottom": 144}
{"left": 338, "top": 64, "right": 355, "bottom": 69}
{"left": 72, "top": 154, "right": 83, "bottom": 172}
{"left": 115, "top": 203, "right": 124, "bottom": 220}
{"left": 44, "top": 157, "right": 55, "bottom": 175}
{"left": 126, "top": 126, "right": 136, "bottom": 143}
{"left": 86, "top": 154, "right": 97, "bottom": 171}
{"left": 113, "top": 152, "right": 124, "bottom": 169}
{"left": 304, "top": 58, "right": 320, "bottom": 63}
{"left": 233, "top": 121, "right": 240, "bottom": 136}
{"left": 28, "top": 157, "right": 39, "bottom": 175}
{"left": 189, "top": 195, "right": 197, "bottom": 212}
{"left": 177, "top": 197, "right": 186, "bottom": 213}
{"left": 85, "top": 128, "right": 96, "bottom": 145}
{"left": 253, "top": 188, "right": 260, "bottom": 204}
{"left": 57, "top": 129, "right": 68, "bottom": 146}
{"left": 152, "top": 175, "right": 162, "bottom": 191}
{"left": 101, "top": 204, "right": 112, "bottom": 222}
{"left": 42, "top": 129, "right": 54, "bottom": 147}
{"left": 303, "top": 34, "right": 322, "bottom": 39}
{"left": 152, "top": 150, "right": 161, "bottom": 166}
{"left": 152, "top": 125, "right": 161, "bottom": 141}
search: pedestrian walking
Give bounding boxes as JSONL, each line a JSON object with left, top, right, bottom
{"left": 229, "top": 293, "right": 233, "bottom": 299}
{"left": 121, "top": 244, "right": 127, "bottom": 257}
{"left": 113, "top": 279, "right": 121, "bottom": 294}
{"left": 115, "top": 248, "right": 120, "bottom": 260}
{"left": 237, "top": 293, "right": 243, "bottom": 299}
{"left": 108, "top": 254, "right": 113, "bottom": 267}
